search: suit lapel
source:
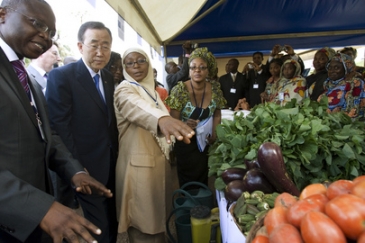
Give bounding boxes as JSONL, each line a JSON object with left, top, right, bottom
{"left": 0, "top": 48, "right": 38, "bottom": 128}
{"left": 76, "top": 60, "right": 108, "bottom": 116}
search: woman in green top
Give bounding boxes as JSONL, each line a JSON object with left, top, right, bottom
{"left": 166, "top": 47, "right": 226, "bottom": 187}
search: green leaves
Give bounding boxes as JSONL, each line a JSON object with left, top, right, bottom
{"left": 209, "top": 98, "right": 365, "bottom": 190}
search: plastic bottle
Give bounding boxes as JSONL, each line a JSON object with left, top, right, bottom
{"left": 190, "top": 205, "right": 212, "bottom": 243}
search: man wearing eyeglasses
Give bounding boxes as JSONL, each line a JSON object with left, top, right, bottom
{"left": 46, "top": 21, "right": 119, "bottom": 243}
{"left": 0, "top": 1, "right": 115, "bottom": 243}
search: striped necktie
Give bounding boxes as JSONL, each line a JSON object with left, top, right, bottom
{"left": 11, "top": 60, "right": 31, "bottom": 100}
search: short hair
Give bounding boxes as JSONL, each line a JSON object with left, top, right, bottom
{"left": 1, "top": 0, "right": 50, "bottom": 8}
{"left": 105, "top": 51, "right": 121, "bottom": 71}
{"left": 229, "top": 58, "right": 239, "bottom": 66}
{"left": 253, "top": 51, "right": 264, "bottom": 58}
{"left": 269, "top": 58, "right": 283, "bottom": 67}
{"left": 77, "top": 21, "right": 112, "bottom": 43}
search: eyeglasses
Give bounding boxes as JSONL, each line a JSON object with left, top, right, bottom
{"left": 124, "top": 59, "right": 148, "bottom": 68}
{"left": 82, "top": 43, "right": 111, "bottom": 52}
{"left": 6, "top": 7, "right": 56, "bottom": 40}
{"left": 189, "top": 66, "right": 208, "bottom": 71}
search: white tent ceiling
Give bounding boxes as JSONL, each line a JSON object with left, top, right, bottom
{"left": 105, "top": 0, "right": 207, "bottom": 54}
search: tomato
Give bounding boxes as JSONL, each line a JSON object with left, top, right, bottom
{"left": 269, "top": 223, "right": 303, "bottom": 243}
{"left": 264, "top": 206, "right": 288, "bottom": 235}
{"left": 353, "top": 175, "right": 365, "bottom": 184}
{"left": 286, "top": 198, "right": 323, "bottom": 228}
{"left": 304, "top": 193, "right": 329, "bottom": 211}
{"left": 274, "top": 192, "right": 298, "bottom": 208}
{"left": 351, "top": 180, "right": 365, "bottom": 200}
{"left": 301, "top": 211, "right": 346, "bottom": 243}
{"left": 325, "top": 194, "right": 365, "bottom": 240}
{"left": 326, "top": 179, "right": 354, "bottom": 200}
{"left": 299, "top": 183, "right": 327, "bottom": 200}
{"left": 358, "top": 231, "right": 365, "bottom": 243}
{"left": 251, "top": 235, "right": 269, "bottom": 243}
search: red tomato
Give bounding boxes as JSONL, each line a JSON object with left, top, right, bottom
{"left": 353, "top": 175, "right": 365, "bottom": 184}
{"left": 325, "top": 194, "right": 365, "bottom": 240}
{"left": 264, "top": 206, "right": 288, "bottom": 235}
{"left": 274, "top": 192, "right": 298, "bottom": 208}
{"left": 301, "top": 211, "right": 346, "bottom": 243}
{"left": 326, "top": 179, "right": 354, "bottom": 200}
{"left": 299, "top": 183, "right": 327, "bottom": 200}
{"left": 304, "top": 193, "right": 329, "bottom": 212}
{"left": 351, "top": 180, "right": 365, "bottom": 200}
{"left": 286, "top": 198, "right": 323, "bottom": 228}
{"left": 358, "top": 231, "right": 365, "bottom": 243}
{"left": 269, "top": 223, "right": 303, "bottom": 243}
{"left": 251, "top": 235, "right": 269, "bottom": 243}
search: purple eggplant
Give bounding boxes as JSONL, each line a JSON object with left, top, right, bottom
{"left": 224, "top": 180, "right": 247, "bottom": 202}
{"left": 221, "top": 167, "right": 247, "bottom": 184}
{"left": 257, "top": 142, "right": 300, "bottom": 196}
{"left": 242, "top": 168, "right": 275, "bottom": 194}
{"left": 245, "top": 159, "right": 260, "bottom": 170}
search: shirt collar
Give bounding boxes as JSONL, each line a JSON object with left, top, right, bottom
{"left": 0, "top": 37, "right": 20, "bottom": 62}
{"left": 81, "top": 57, "right": 101, "bottom": 78}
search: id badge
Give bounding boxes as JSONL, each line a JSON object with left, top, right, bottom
{"left": 253, "top": 84, "right": 259, "bottom": 89}
{"left": 279, "top": 92, "right": 284, "bottom": 101}
{"left": 230, "top": 88, "right": 236, "bottom": 93}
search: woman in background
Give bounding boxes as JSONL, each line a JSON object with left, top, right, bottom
{"left": 105, "top": 51, "right": 124, "bottom": 88}
{"left": 260, "top": 58, "right": 283, "bottom": 103}
{"left": 114, "top": 47, "right": 194, "bottom": 242}
{"left": 166, "top": 47, "right": 226, "bottom": 188}
{"left": 307, "top": 47, "right": 336, "bottom": 101}
{"left": 319, "top": 53, "right": 365, "bottom": 118}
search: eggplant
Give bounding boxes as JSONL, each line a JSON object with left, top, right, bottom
{"left": 224, "top": 179, "right": 247, "bottom": 202}
{"left": 257, "top": 142, "right": 300, "bottom": 196}
{"left": 221, "top": 167, "right": 247, "bottom": 184}
{"left": 245, "top": 159, "right": 260, "bottom": 170}
{"left": 242, "top": 168, "right": 275, "bottom": 194}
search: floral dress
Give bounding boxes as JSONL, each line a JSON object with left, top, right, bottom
{"left": 165, "top": 80, "right": 226, "bottom": 186}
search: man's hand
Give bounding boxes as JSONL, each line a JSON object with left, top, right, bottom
{"left": 158, "top": 116, "right": 195, "bottom": 144}
{"left": 71, "top": 173, "right": 113, "bottom": 197}
{"left": 40, "top": 202, "right": 101, "bottom": 243}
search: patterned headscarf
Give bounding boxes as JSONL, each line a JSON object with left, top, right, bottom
{"left": 316, "top": 47, "right": 336, "bottom": 61}
{"left": 188, "top": 47, "right": 217, "bottom": 78}
{"left": 326, "top": 52, "right": 355, "bottom": 75}
{"left": 279, "top": 59, "right": 302, "bottom": 79}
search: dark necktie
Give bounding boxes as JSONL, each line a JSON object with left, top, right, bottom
{"left": 11, "top": 60, "right": 31, "bottom": 100}
{"left": 93, "top": 74, "right": 105, "bottom": 103}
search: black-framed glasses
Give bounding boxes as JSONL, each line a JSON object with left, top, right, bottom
{"left": 189, "top": 66, "right": 208, "bottom": 71}
{"left": 6, "top": 7, "right": 56, "bottom": 40}
{"left": 82, "top": 43, "right": 111, "bottom": 52}
{"left": 124, "top": 59, "right": 148, "bottom": 68}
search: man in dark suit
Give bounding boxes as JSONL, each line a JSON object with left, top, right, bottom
{"left": 0, "top": 0, "right": 113, "bottom": 242}
{"left": 219, "top": 58, "right": 248, "bottom": 109}
{"left": 46, "top": 21, "right": 119, "bottom": 243}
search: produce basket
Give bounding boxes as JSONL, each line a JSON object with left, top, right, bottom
{"left": 229, "top": 203, "right": 243, "bottom": 232}
{"left": 245, "top": 213, "right": 266, "bottom": 243}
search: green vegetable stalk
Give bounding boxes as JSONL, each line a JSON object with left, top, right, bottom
{"left": 209, "top": 97, "right": 365, "bottom": 191}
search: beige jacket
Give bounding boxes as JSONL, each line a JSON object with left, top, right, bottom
{"left": 114, "top": 81, "right": 173, "bottom": 234}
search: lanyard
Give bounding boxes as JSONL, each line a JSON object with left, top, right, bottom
{"left": 130, "top": 81, "right": 159, "bottom": 108}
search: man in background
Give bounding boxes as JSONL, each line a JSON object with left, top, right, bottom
{"left": 219, "top": 58, "right": 248, "bottom": 109}
{"left": 165, "top": 40, "right": 193, "bottom": 92}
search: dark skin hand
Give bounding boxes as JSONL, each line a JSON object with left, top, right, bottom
{"left": 40, "top": 173, "right": 113, "bottom": 243}
{"left": 158, "top": 116, "right": 195, "bottom": 144}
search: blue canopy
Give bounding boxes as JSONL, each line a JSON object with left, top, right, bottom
{"left": 164, "top": 0, "right": 365, "bottom": 57}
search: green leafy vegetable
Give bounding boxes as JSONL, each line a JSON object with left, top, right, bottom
{"left": 209, "top": 97, "right": 365, "bottom": 190}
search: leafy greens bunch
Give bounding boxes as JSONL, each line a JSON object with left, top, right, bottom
{"left": 209, "top": 98, "right": 365, "bottom": 191}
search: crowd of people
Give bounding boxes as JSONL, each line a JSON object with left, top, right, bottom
{"left": 0, "top": 0, "right": 364, "bottom": 242}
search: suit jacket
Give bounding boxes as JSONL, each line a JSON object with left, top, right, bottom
{"left": 46, "top": 59, "right": 118, "bottom": 185}
{"left": 26, "top": 64, "right": 46, "bottom": 93}
{"left": 0, "top": 48, "right": 84, "bottom": 242}
{"left": 219, "top": 72, "right": 247, "bottom": 109}
{"left": 166, "top": 57, "right": 189, "bottom": 92}
{"left": 244, "top": 66, "right": 270, "bottom": 107}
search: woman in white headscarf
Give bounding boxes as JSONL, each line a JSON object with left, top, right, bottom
{"left": 114, "top": 47, "right": 194, "bottom": 242}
